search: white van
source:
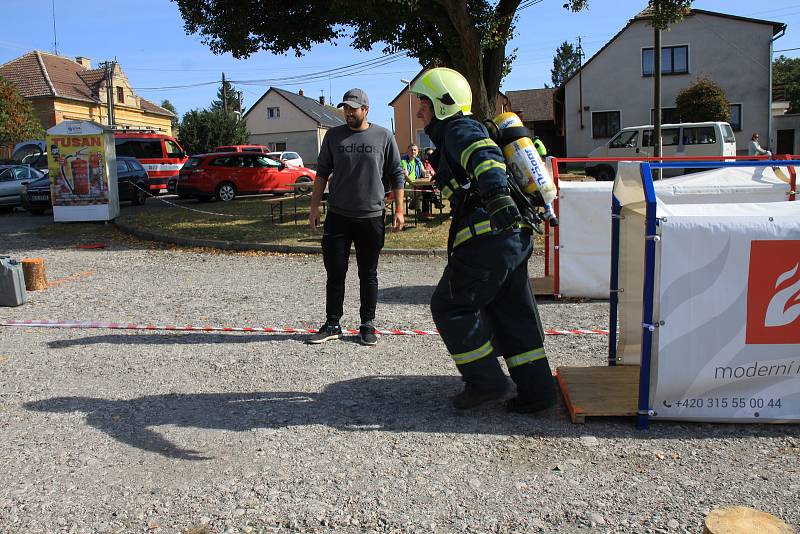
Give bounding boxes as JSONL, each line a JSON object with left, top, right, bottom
{"left": 585, "top": 122, "right": 737, "bottom": 180}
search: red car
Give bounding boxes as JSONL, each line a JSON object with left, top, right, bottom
{"left": 176, "top": 152, "right": 316, "bottom": 202}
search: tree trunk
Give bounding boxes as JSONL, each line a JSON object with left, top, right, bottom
{"left": 703, "top": 506, "right": 794, "bottom": 534}
{"left": 21, "top": 258, "right": 48, "bottom": 291}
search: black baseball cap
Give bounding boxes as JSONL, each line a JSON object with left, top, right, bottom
{"left": 337, "top": 88, "right": 369, "bottom": 109}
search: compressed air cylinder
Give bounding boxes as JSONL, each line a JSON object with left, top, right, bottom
{"left": 492, "top": 112, "right": 557, "bottom": 205}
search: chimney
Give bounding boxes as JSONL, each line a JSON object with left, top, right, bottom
{"left": 319, "top": 95, "right": 325, "bottom": 106}
{"left": 298, "top": 89, "right": 304, "bottom": 96}
{"left": 75, "top": 56, "right": 92, "bottom": 69}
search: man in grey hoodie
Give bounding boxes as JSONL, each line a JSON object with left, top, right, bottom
{"left": 308, "top": 88, "right": 405, "bottom": 346}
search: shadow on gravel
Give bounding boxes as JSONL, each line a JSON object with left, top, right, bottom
{"left": 23, "top": 375, "right": 565, "bottom": 460}
{"left": 378, "top": 285, "right": 436, "bottom": 305}
{"left": 47, "top": 332, "right": 301, "bottom": 347}
{"left": 24, "top": 375, "right": 788, "bottom": 461}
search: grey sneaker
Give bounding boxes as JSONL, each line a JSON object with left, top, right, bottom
{"left": 308, "top": 321, "right": 342, "bottom": 344}
{"left": 358, "top": 323, "right": 378, "bottom": 346}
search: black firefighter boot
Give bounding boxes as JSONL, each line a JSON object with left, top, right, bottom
{"left": 506, "top": 357, "right": 558, "bottom": 414}
{"left": 451, "top": 355, "right": 511, "bottom": 410}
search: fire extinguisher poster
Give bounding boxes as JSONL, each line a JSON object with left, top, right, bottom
{"left": 47, "top": 135, "right": 108, "bottom": 205}
{"left": 45, "top": 121, "right": 120, "bottom": 222}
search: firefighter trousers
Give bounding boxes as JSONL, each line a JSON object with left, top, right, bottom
{"left": 430, "top": 229, "right": 555, "bottom": 402}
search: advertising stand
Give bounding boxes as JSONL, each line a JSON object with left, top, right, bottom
{"left": 46, "top": 121, "right": 120, "bottom": 222}
{"left": 556, "top": 160, "right": 800, "bottom": 428}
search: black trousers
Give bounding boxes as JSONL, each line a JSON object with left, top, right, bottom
{"left": 322, "top": 211, "right": 385, "bottom": 324}
{"left": 431, "top": 230, "right": 554, "bottom": 401}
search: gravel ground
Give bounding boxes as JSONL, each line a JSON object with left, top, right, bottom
{"left": 1, "top": 211, "right": 798, "bottom": 534}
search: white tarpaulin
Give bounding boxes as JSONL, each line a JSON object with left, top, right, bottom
{"left": 557, "top": 163, "right": 792, "bottom": 298}
{"left": 650, "top": 202, "right": 800, "bottom": 422}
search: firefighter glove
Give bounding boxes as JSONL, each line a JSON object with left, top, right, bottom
{"left": 483, "top": 189, "right": 521, "bottom": 232}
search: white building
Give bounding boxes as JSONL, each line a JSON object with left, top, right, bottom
{"left": 556, "top": 9, "right": 786, "bottom": 156}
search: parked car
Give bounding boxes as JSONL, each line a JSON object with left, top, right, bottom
{"left": 585, "top": 121, "right": 737, "bottom": 181}
{"left": 0, "top": 165, "right": 47, "bottom": 213}
{"left": 176, "top": 153, "right": 316, "bottom": 202}
{"left": 266, "top": 151, "right": 304, "bottom": 167}
{"left": 20, "top": 156, "right": 150, "bottom": 215}
{"left": 212, "top": 145, "right": 268, "bottom": 153}
{"left": 12, "top": 140, "right": 49, "bottom": 175}
{"left": 114, "top": 131, "right": 187, "bottom": 194}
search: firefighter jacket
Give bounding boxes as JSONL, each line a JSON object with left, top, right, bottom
{"left": 426, "top": 114, "right": 514, "bottom": 250}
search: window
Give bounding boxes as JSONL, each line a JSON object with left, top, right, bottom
{"left": 643, "top": 128, "right": 681, "bottom": 147}
{"left": 285, "top": 152, "right": 299, "bottom": 160}
{"left": 722, "top": 123, "right": 736, "bottom": 144}
{"left": 129, "top": 160, "right": 145, "bottom": 172}
{"left": 114, "top": 139, "right": 162, "bottom": 159}
{"left": 116, "top": 161, "right": 129, "bottom": 173}
{"left": 417, "top": 130, "right": 434, "bottom": 149}
{"left": 165, "top": 139, "right": 184, "bottom": 158}
{"left": 642, "top": 45, "right": 688, "bottom": 76}
{"left": 682, "top": 126, "right": 717, "bottom": 145}
{"left": 254, "top": 155, "right": 281, "bottom": 167}
{"left": 729, "top": 104, "right": 742, "bottom": 131}
{"left": 273, "top": 142, "right": 287, "bottom": 151}
{"left": 210, "top": 156, "right": 235, "bottom": 167}
{"left": 116, "top": 86, "right": 124, "bottom": 103}
{"left": 267, "top": 107, "right": 280, "bottom": 119}
{"left": 650, "top": 107, "right": 681, "bottom": 125}
{"left": 592, "top": 111, "right": 621, "bottom": 139}
{"left": 609, "top": 130, "right": 638, "bottom": 149}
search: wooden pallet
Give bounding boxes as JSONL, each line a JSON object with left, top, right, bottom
{"left": 530, "top": 275, "right": 554, "bottom": 296}
{"left": 555, "top": 365, "right": 640, "bottom": 423}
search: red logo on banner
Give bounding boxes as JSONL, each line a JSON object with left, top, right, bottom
{"left": 746, "top": 240, "right": 800, "bottom": 344}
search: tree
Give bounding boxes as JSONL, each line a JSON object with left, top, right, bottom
{"left": 773, "top": 55, "right": 800, "bottom": 113}
{"left": 173, "top": 0, "right": 689, "bottom": 121}
{"left": 160, "top": 99, "right": 180, "bottom": 133}
{"left": 211, "top": 78, "right": 243, "bottom": 113}
{"left": 0, "top": 76, "right": 45, "bottom": 147}
{"left": 675, "top": 77, "right": 731, "bottom": 123}
{"left": 549, "top": 41, "right": 582, "bottom": 87}
{"left": 177, "top": 108, "right": 249, "bottom": 155}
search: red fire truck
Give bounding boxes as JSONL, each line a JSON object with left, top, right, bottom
{"left": 113, "top": 130, "right": 187, "bottom": 194}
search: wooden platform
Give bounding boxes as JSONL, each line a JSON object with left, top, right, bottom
{"left": 530, "top": 275, "right": 554, "bottom": 296}
{"left": 555, "top": 365, "right": 640, "bottom": 423}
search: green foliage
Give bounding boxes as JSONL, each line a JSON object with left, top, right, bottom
{"left": 173, "top": 0, "right": 593, "bottom": 121}
{"left": 177, "top": 108, "right": 249, "bottom": 155}
{"left": 550, "top": 41, "right": 582, "bottom": 87}
{"left": 773, "top": 55, "right": 800, "bottom": 113}
{"left": 565, "top": 0, "right": 690, "bottom": 29}
{"left": 675, "top": 77, "right": 731, "bottom": 123}
{"left": 160, "top": 99, "right": 180, "bottom": 132}
{"left": 0, "top": 76, "right": 44, "bottom": 145}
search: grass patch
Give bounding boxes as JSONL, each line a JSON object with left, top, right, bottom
{"left": 119, "top": 195, "right": 452, "bottom": 250}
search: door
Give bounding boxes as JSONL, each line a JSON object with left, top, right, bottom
{"left": 777, "top": 129, "right": 795, "bottom": 156}
{"left": 253, "top": 154, "right": 285, "bottom": 192}
{"left": 0, "top": 166, "right": 33, "bottom": 206}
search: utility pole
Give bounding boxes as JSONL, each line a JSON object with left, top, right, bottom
{"left": 237, "top": 91, "right": 243, "bottom": 114}
{"left": 222, "top": 73, "right": 228, "bottom": 112}
{"left": 577, "top": 36, "right": 584, "bottom": 130}
{"left": 653, "top": 3, "right": 663, "bottom": 180}
{"left": 100, "top": 61, "right": 116, "bottom": 127}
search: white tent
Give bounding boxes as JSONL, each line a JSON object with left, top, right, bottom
{"left": 555, "top": 164, "right": 793, "bottom": 298}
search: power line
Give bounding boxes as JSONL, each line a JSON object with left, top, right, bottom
{"left": 133, "top": 52, "right": 407, "bottom": 91}
{"left": 775, "top": 47, "right": 800, "bottom": 53}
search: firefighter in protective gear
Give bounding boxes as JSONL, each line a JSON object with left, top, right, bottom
{"left": 410, "top": 67, "right": 557, "bottom": 413}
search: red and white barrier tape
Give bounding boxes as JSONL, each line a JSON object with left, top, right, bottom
{"left": 0, "top": 320, "right": 608, "bottom": 336}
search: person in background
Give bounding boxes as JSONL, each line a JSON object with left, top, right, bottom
{"left": 421, "top": 147, "right": 444, "bottom": 213}
{"left": 748, "top": 133, "right": 772, "bottom": 158}
{"left": 308, "top": 88, "right": 405, "bottom": 346}
{"left": 401, "top": 144, "right": 429, "bottom": 217}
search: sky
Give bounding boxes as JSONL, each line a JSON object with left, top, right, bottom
{"left": 1, "top": 0, "right": 799, "bottom": 131}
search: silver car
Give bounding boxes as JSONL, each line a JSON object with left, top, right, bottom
{"left": 0, "top": 165, "right": 46, "bottom": 213}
